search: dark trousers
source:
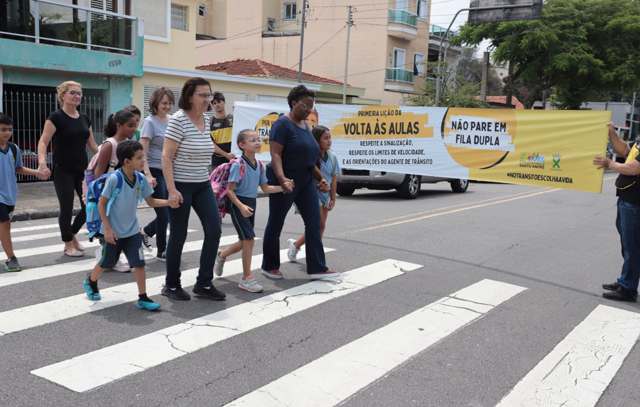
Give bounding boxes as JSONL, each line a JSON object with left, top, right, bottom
{"left": 53, "top": 166, "right": 86, "bottom": 242}
{"left": 143, "top": 168, "right": 169, "bottom": 253}
{"left": 262, "top": 173, "right": 327, "bottom": 274}
{"left": 616, "top": 198, "right": 640, "bottom": 293}
{"left": 166, "top": 181, "right": 221, "bottom": 288}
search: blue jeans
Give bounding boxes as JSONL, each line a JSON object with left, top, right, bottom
{"left": 166, "top": 181, "right": 221, "bottom": 288}
{"left": 616, "top": 198, "right": 640, "bottom": 293}
{"left": 262, "top": 171, "right": 327, "bottom": 274}
{"left": 143, "top": 168, "right": 169, "bottom": 254}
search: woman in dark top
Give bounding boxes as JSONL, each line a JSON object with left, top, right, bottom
{"left": 38, "top": 81, "right": 98, "bottom": 257}
{"left": 261, "top": 85, "right": 338, "bottom": 279}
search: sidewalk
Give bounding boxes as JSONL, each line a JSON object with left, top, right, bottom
{"left": 13, "top": 182, "right": 75, "bottom": 222}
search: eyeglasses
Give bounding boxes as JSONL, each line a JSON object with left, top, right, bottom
{"left": 196, "top": 93, "right": 214, "bottom": 99}
{"left": 67, "top": 90, "right": 83, "bottom": 97}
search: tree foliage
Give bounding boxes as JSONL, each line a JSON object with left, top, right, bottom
{"left": 457, "top": 0, "right": 640, "bottom": 109}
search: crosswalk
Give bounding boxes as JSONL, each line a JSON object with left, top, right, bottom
{"left": 2, "top": 220, "right": 640, "bottom": 406}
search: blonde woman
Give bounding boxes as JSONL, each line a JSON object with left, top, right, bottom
{"left": 38, "top": 81, "right": 98, "bottom": 257}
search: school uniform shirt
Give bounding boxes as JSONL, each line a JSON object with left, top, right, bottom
{"left": 140, "top": 115, "right": 168, "bottom": 170}
{"left": 100, "top": 171, "right": 153, "bottom": 238}
{"left": 210, "top": 114, "right": 233, "bottom": 168}
{"left": 229, "top": 156, "right": 267, "bottom": 199}
{"left": 318, "top": 151, "right": 340, "bottom": 206}
{"left": 0, "top": 144, "right": 23, "bottom": 206}
{"left": 164, "top": 110, "right": 214, "bottom": 183}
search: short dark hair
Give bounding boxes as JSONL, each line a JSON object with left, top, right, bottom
{"left": 149, "top": 87, "right": 175, "bottom": 115}
{"left": 236, "top": 129, "right": 255, "bottom": 152}
{"left": 287, "top": 85, "right": 315, "bottom": 109}
{"left": 312, "top": 125, "right": 329, "bottom": 144}
{"left": 115, "top": 139, "right": 143, "bottom": 169}
{"left": 123, "top": 105, "right": 141, "bottom": 117}
{"left": 213, "top": 92, "right": 225, "bottom": 102}
{"left": 178, "top": 77, "right": 211, "bottom": 110}
{"left": 0, "top": 113, "right": 13, "bottom": 126}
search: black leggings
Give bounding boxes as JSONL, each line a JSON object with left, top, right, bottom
{"left": 53, "top": 166, "right": 86, "bottom": 242}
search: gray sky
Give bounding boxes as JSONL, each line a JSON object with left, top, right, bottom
{"left": 430, "top": 0, "right": 471, "bottom": 31}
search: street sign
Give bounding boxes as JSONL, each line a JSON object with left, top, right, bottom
{"left": 468, "top": 0, "right": 543, "bottom": 24}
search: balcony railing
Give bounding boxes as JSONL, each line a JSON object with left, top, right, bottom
{"left": 0, "top": 0, "right": 138, "bottom": 55}
{"left": 385, "top": 68, "right": 414, "bottom": 83}
{"left": 388, "top": 9, "right": 417, "bottom": 27}
{"left": 430, "top": 24, "right": 456, "bottom": 40}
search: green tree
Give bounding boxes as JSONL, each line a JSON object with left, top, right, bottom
{"left": 409, "top": 72, "right": 489, "bottom": 108}
{"left": 457, "top": 0, "right": 640, "bottom": 109}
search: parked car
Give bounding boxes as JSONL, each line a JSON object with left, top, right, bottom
{"left": 337, "top": 169, "right": 469, "bottom": 199}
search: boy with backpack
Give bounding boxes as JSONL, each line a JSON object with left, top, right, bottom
{"left": 83, "top": 140, "right": 176, "bottom": 310}
{"left": 211, "top": 129, "right": 283, "bottom": 293}
{"left": 0, "top": 113, "right": 46, "bottom": 272}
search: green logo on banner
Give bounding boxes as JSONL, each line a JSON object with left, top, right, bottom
{"left": 552, "top": 153, "right": 561, "bottom": 170}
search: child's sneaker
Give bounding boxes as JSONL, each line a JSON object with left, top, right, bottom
{"left": 136, "top": 296, "right": 161, "bottom": 311}
{"left": 238, "top": 278, "right": 264, "bottom": 293}
{"left": 141, "top": 232, "right": 153, "bottom": 252}
{"left": 4, "top": 257, "right": 22, "bottom": 272}
{"left": 287, "top": 239, "right": 299, "bottom": 262}
{"left": 83, "top": 276, "right": 101, "bottom": 301}
{"left": 214, "top": 251, "right": 226, "bottom": 277}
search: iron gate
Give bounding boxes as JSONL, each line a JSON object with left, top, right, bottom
{"left": 2, "top": 85, "right": 106, "bottom": 182}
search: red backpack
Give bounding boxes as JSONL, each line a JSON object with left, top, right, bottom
{"left": 209, "top": 157, "right": 264, "bottom": 218}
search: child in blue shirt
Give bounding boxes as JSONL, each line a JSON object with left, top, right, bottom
{"left": 83, "top": 140, "right": 176, "bottom": 311}
{"left": 0, "top": 114, "right": 45, "bottom": 272}
{"left": 288, "top": 125, "right": 339, "bottom": 262}
{"left": 214, "top": 129, "right": 282, "bottom": 293}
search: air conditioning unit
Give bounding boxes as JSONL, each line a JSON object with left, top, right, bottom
{"left": 266, "top": 17, "right": 276, "bottom": 31}
{"left": 198, "top": 4, "right": 208, "bottom": 16}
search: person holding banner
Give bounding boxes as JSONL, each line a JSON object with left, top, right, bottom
{"left": 261, "top": 85, "right": 339, "bottom": 279}
{"left": 594, "top": 123, "right": 640, "bottom": 302}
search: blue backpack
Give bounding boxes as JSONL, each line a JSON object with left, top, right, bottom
{"left": 86, "top": 169, "right": 145, "bottom": 241}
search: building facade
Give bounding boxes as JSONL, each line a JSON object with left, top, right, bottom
{"left": 195, "top": 0, "right": 433, "bottom": 104}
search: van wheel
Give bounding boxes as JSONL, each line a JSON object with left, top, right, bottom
{"left": 397, "top": 175, "right": 421, "bottom": 199}
{"left": 450, "top": 179, "right": 469, "bottom": 193}
{"left": 337, "top": 183, "right": 356, "bottom": 196}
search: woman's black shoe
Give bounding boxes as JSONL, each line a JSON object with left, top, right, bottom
{"left": 602, "top": 282, "right": 620, "bottom": 291}
{"left": 602, "top": 286, "right": 637, "bottom": 302}
{"left": 161, "top": 286, "right": 191, "bottom": 301}
{"left": 193, "top": 285, "right": 226, "bottom": 301}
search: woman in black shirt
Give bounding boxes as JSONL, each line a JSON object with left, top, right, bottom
{"left": 38, "top": 81, "right": 98, "bottom": 257}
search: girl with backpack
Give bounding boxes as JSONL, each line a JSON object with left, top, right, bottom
{"left": 212, "top": 129, "right": 283, "bottom": 293}
{"left": 287, "top": 125, "right": 339, "bottom": 262}
{"left": 85, "top": 110, "right": 138, "bottom": 272}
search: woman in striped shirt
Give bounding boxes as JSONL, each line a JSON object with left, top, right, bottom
{"left": 161, "top": 77, "right": 225, "bottom": 302}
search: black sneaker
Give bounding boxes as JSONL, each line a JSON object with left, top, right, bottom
{"left": 193, "top": 285, "right": 226, "bottom": 301}
{"left": 161, "top": 286, "right": 191, "bottom": 301}
{"left": 602, "top": 286, "right": 638, "bottom": 302}
{"left": 602, "top": 282, "right": 620, "bottom": 291}
{"left": 141, "top": 232, "right": 152, "bottom": 251}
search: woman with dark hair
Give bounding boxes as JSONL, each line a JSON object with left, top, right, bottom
{"left": 161, "top": 78, "right": 224, "bottom": 301}
{"left": 140, "top": 87, "right": 175, "bottom": 260}
{"left": 261, "top": 85, "right": 338, "bottom": 279}
{"left": 38, "top": 81, "right": 99, "bottom": 257}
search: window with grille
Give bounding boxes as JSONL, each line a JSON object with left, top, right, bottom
{"left": 414, "top": 53, "right": 425, "bottom": 76}
{"left": 417, "top": 0, "right": 428, "bottom": 18}
{"left": 171, "top": 4, "right": 188, "bottom": 31}
{"left": 283, "top": 2, "right": 297, "bottom": 20}
{"left": 131, "top": 0, "right": 170, "bottom": 40}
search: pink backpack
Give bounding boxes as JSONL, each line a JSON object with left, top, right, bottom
{"left": 209, "top": 157, "right": 264, "bottom": 218}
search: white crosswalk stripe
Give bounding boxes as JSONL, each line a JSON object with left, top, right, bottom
{"left": 0, "top": 229, "right": 196, "bottom": 260}
{"left": 496, "top": 304, "right": 640, "bottom": 407}
{"left": 0, "top": 247, "right": 333, "bottom": 336}
{"left": 0, "top": 233, "right": 234, "bottom": 289}
{"left": 225, "top": 279, "right": 526, "bottom": 407}
{"left": 10, "top": 222, "right": 60, "bottom": 234}
{"left": 31, "top": 259, "right": 422, "bottom": 392}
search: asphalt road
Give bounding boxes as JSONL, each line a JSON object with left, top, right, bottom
{"left": 1, "top": 175, "right": 639, "bottom": 407}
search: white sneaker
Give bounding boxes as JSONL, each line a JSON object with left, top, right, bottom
{"left": 94, "top": 247, "right": 102, "bottom": 260}
{"left": 214, "top": 251, "right": 226, "bottom": 277}
{"left": 113, "top": 257, "right": 130, "bottom": 273}
{"left": 238, "top": 278, "right": 264, "bottom": 293}
{"left": 140, "top": 232, "right": 153, "bottom": 253}
{"left": 287, "top": 239, "right": 299, "bottom": 262}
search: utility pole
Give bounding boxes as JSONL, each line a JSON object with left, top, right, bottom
{"left": 342, "top": 5, "right": 354, "bottom": 104}
{"left": 480, "top": 51, "right": 489, "bottom": 102}
{"left": 297, "top": 0, "right": 308, "bottom": 83}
